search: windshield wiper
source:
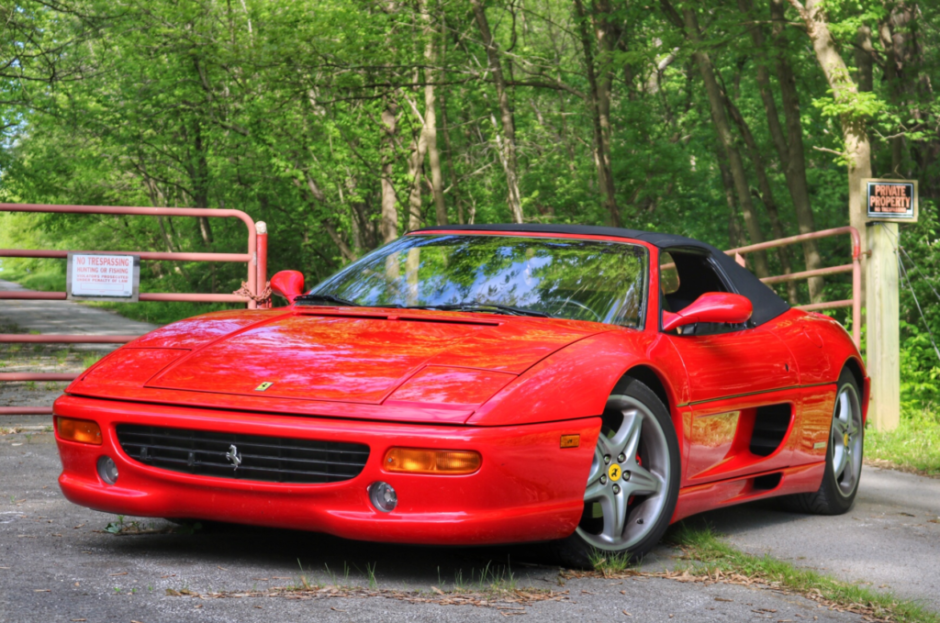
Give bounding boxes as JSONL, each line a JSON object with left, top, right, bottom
{"left": 406, "top": 303, "right": 551, "bottom": 318}
{"left": 293, "top": 293, "right": 360, "bottom": 307}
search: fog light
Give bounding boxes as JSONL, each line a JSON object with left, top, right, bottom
{"left": 97, "top": 456, "right": 119, "bottom": 485}
{"left": 369, "top": 481, "right": 397, "bottom": 513}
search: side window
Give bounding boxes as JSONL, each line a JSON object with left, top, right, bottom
{"left": 660, "top": 248, "right": 742, "bottom": 336}
{"left": 661, "top": 249, "right": 727, "bottom": 313}
{"left": 659, "top": 252, "right": 680, "bottom": 296}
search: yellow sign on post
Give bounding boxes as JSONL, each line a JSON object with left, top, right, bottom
{"left": 863, "top": 179, "right": 915, "bottom": 432}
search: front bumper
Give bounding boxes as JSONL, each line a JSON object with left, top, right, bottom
{"left": 53, "top": 395, "right": 599, "bottom": 546}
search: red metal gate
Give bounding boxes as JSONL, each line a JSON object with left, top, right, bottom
{"left": 725, "top": 226, "right": 862, "bottom": 348}
{"left": 0, "top": 203, "right": 269, "bottom": 416}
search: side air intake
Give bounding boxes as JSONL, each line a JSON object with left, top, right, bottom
{"left": 749, "top": 403, "right": 792, "bottom": 457}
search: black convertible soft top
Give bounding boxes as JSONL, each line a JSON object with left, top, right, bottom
{"left": 411, "top": 223, "right": 790, "bottom": 326}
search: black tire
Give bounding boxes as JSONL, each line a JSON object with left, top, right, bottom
{"left": 782, "top": 368, "right": 863, "bottom": 515}
{"left": 548, "top": 377, "right": 681, "bottom": 568}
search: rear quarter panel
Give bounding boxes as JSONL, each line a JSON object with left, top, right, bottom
{"left": 767, "top": 308, "right": 869, "bottom": 464}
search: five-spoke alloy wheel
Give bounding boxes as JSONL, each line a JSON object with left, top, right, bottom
{"left": 552, "top": 377, "right": 680, "bottom": 566}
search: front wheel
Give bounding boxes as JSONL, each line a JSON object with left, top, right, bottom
{"left": 550, "top": 377, "right": 680, "bottom": 567}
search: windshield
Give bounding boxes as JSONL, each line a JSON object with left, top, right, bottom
{"left": 310, "top": 234, "right": 649, "bottom": 327}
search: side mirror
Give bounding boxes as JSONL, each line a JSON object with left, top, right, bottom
{"left": 270, "top": 270, "right": 305, "bottom": 305}
{"left": 662, "top": 292, "right": 752, "bottom": 332}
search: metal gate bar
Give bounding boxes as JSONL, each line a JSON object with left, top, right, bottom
{"left": 1, "top": 203, "right": 268, "bottom": 416}
{"left": 725, "top": 226, "right": 862, "bottom": 348}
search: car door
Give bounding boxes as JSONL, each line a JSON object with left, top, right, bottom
{"left": 659, "top": 248, "right": 801, "bottom": 484}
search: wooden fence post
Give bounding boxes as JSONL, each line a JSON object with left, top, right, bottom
{"left": 865, "top": 221, "right": 901, "bottom": 431}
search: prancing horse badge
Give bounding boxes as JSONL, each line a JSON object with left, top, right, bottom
{"left": 225, "top": 445, "right": 242, "bottom": 470}
{"left": 255, "top": 382, "right": 273, "bottom": 392}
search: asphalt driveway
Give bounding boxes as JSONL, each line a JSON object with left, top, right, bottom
{"left": 1, "top": 280, "right": 937, "bottom": 621}
{"left": 0, "top": 431, "right": 881, "bottom": 623}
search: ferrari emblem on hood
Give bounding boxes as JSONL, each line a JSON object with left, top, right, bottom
{"left": 254, "top": 382, "right": 273, "bottom": 392}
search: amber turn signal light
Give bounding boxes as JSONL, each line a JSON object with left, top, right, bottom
{"left": 56, "top": 416, "right": 102, "bottom": 445}
{"left": 384, "top": 447, "right": 481, "bottom": 475}
{"left": 560, "top": 434, "right": 580, "bottom": 448}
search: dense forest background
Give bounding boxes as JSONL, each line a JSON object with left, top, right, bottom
{"left": 1, "top": 0, "right": 939, "bottom": 406}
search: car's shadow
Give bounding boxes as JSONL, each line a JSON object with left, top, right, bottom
{"left": 679, "top": 498, "right": 813, "bottom": 536}
{"left": 99, "top": 522, "right": 570, "bottom": 587}
{"left": 91, "top": 498, "right": 807, "bottom": 587}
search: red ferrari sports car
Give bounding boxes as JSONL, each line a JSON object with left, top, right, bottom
{"left": 53, "top": 225, "right": 868, "bottom": 565}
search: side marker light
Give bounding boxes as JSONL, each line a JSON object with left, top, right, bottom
{"left": 560, "top": 434, "right": 580, "bottom": 449}
{"left": 384, "top": 447, "right": 481, "bottom": 475}
{"left": 56, "top": 417, "right": 102, "bottom": 445}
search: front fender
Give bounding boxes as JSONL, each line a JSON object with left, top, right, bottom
{"left": 467, "top": 330, "right": 688, "bottom": 426}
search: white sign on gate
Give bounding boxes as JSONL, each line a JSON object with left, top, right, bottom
{"left": 66, "top": 253, "right": 140, "bottom": 302}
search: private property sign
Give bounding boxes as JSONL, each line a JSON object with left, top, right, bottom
{"left": 66, "top": 253, "right": 140, "bottom": 302}
{"left": 865, "top": 178, "right": 918, "bottom": 223}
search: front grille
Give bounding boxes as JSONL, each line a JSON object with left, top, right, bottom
{"left": 116, "top": 424, "right": 370, "bottom": 484}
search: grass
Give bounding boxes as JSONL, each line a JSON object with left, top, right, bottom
{"left": 87, "top": 300, "right": 240, "bottom": 326}
{"left": 866, "top": 404, "right": 940, "bottom": 478}
{"left": 81, "top": 353, "right": 104, "bottom": 369}
{"left": 662, "top": 526, "right": 940, "bottom": 623}
{"left": 588, "top": 549, "right": 634, "bottom": 573}
{"left": 103, "top": 515, "right": 202, "bottom": 536}
{"left": 0, "top": 265, "right": 65, "bottom": 293}
{"left": 167, "top": 558, "right": 547, "bottom": 613}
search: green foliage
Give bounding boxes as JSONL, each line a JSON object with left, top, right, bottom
{"left": 867, "top": 404, "right": 940, "bottom": 477}
{"left": 895, "top": 206, "right": 940, "bottom": 408}
{"left": 813, "top": 89, "right": 886, "bottom": 126}
{"left": 2, "top": 0, "right": 939, "bottom": 406}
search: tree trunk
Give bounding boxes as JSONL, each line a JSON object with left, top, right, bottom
{"left": 771, "top": 0, "right": 825, "bottom": 301}
{"left": 573, "top": 0, "right": 619, "bottom": 226}
{"left": 437, "top": 10, "right": 463, "bottom": 224}
{"left": 440, "top": 85, "right": 462, "bottom": 224}
{"left": 787, "top": 0, "right": 873, "bottom": 257}
{"left": 380, "top": 101, "right": 400, "bottom": 244}
{"left": 187, "top": 119, "right": 214, "bottom": 248}
{"left": 879, "top": 4, "right": 917, "bottom": 177}
{"left": 470, "top": 0, "right": 523, "bottom": 223}
{"left": 421, "top": 2, "right": 447, "bottom": 225}
{"left": 724, "top": 93, "right": 800, "bottom": 303}
{"left": 739, "top": 0, "right": 789, "bottom": 164}
{"left": 682, "top": 7, "right": 770, "bottom": 277}
{"left": 406, "top": 97, "right": 429, "bottom": 231}
{"left": 717, "top": 143, "right": 745, "bottom": 248}
{"left": 590, "top": 0, "right": 619, "bottom": 226}
{"left": 855, "top": 25, "right": 875, "bottom": 93}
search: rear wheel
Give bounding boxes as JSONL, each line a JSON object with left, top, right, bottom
{"left": 550, "top": 377, "right": 680, "bottom": 567}
{"left": 783, "top": 368, "right": 863, "bottom": 515}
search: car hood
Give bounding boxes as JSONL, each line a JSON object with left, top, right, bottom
{"left": 73, "top": 308, "right": 607, "bottom": 419}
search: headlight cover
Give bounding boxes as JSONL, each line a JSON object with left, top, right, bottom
{"left": 385, "top": 366, "right": 515, "bottom": 408}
